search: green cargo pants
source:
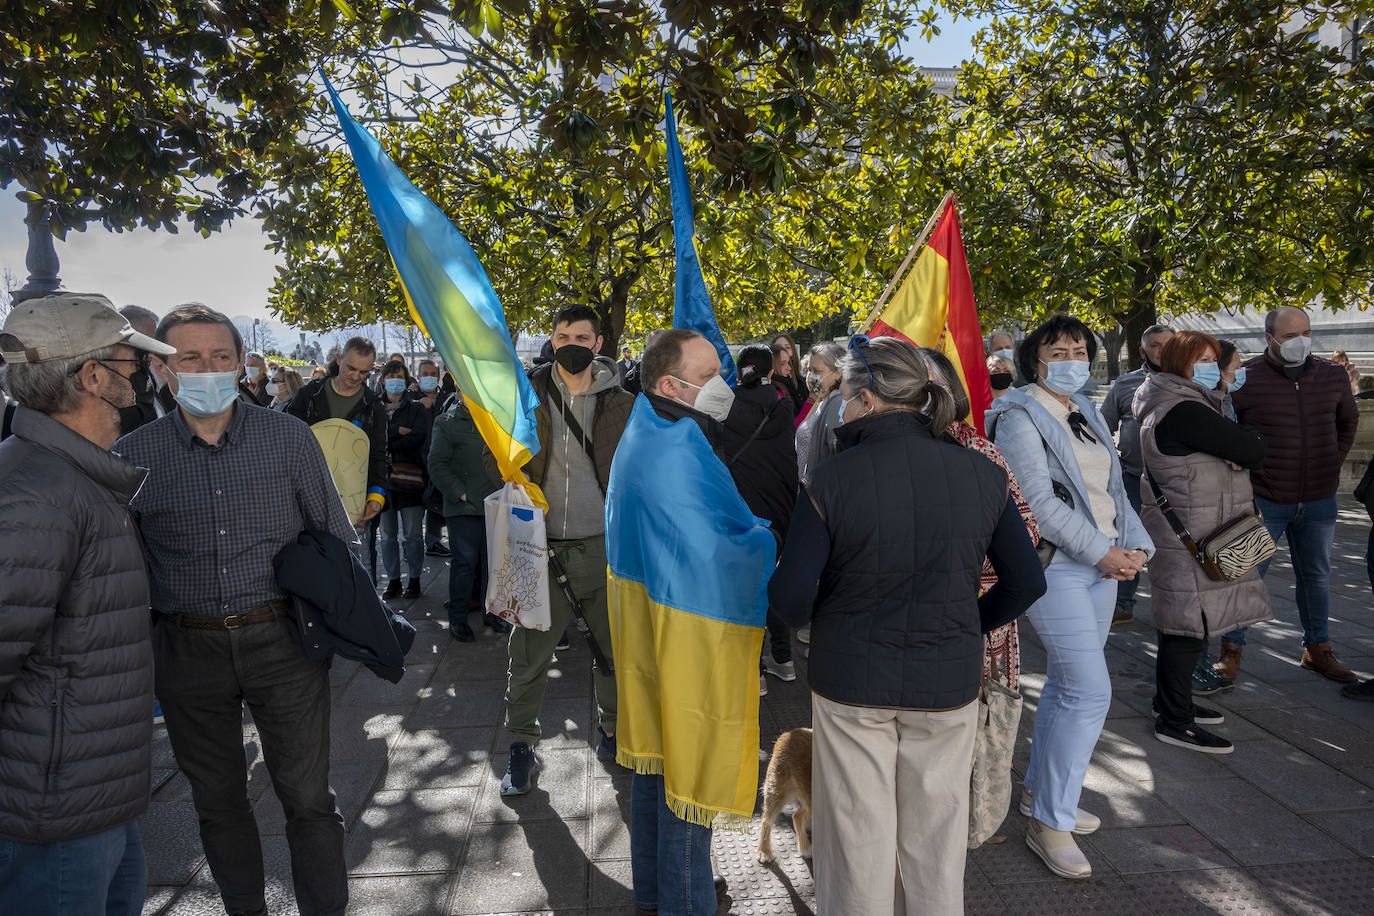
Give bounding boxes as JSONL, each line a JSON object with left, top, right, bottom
{"left": 504, "top": 533, "right": 617, "bottom": 746}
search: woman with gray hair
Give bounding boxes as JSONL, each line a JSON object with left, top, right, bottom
{"left": 794, "top": 339, "right": 846, "bottom": 483}
{"left": 770, "top": 335, "right": 1045, "bottom": 915}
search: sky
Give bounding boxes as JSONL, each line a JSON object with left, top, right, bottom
{"left": 0, "top": 11, "right": 988, "bottom": 340}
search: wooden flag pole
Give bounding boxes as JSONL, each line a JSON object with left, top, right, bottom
{"left": 857, "top": 190, "right": 956, "bottom": 335}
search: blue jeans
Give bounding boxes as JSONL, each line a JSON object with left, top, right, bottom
{"left": 446, "top": 515, "right": 487, "bottom": 629}
{"left": 1024, "top": 560, "right": 1117, "bottom": 833}
{"left": 1221, "top": 495, "right": 1337, "bottom": 648}
{"left": 379, "top": 504, "right": 425, "bottom": 581}
{"left": 0, "top": 821, "right": 145, "bottom": 916}
{"left": 357, "top": 517, "right": 380, "bottom": 583}
{"left": 630, "top": 772, "right": 715, "bottom": 915}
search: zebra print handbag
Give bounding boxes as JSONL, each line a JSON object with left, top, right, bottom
{"left": 1146, "top": 470, "right": 1277, "bottom": 582}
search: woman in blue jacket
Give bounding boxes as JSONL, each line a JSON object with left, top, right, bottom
{"left": 986, "top": 316, "right": 1154, "bottom": 881}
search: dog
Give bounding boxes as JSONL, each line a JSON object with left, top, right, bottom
{"left": 756, "top": 727, "right": 812, "bottom": 864}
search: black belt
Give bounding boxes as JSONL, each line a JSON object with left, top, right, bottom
{"left": 155, "top": 600, "right": 289, "bottom": 630}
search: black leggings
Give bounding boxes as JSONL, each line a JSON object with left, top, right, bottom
{"left": 1155, "top": 632, "right": 1206, "bottom": 729}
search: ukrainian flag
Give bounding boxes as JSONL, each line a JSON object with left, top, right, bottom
{"left": 664, "top": 92, "right": 737, "bottom": 387}
{"left": 606, "top": 397, "right": 776, "bottom": 829}
{"left": 322, "top": 73, "right": 545, "bottom": 507}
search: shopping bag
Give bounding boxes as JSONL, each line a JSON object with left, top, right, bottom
{"left": 483, "top": 482, "right": 551, "bottom": 631}
{"left": 967, "top": 671, "right": 1022, "bottom": 848}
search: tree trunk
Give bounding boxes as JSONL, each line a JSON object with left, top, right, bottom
{"left": 1102, "top": 325, "right": 1123, "bottom": 379}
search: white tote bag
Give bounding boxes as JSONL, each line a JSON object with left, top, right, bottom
{"left": 483, "top": 482, "right": 552, "bottom": 631}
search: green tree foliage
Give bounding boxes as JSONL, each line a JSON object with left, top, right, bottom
{"left": 263, "top": 1, "right": 947, "bottom": 351}
{"left": 941, "top": 1, "right": 1374, "bottom": 362}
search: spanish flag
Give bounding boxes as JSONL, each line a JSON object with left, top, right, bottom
{"left": 322, "top": 73, "right": 546, "bottom": 508}
{"left": 863, "top": 193, "right": 992, "bottom": 434}
{"left": 606, "top": 398, "right": 776, "bottom": 829}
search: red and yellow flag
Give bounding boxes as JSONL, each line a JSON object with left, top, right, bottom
{"left": 865, "top": 195, "right": 992, "bottom": 435}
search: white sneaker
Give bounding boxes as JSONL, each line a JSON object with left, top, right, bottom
{"left": 763, "top": 658, "right": 797, "bottom": 682}
{"left": 1018, "top": 790, "right": 1100, "bottom": 835}
{"left": 1026, "top": 818, "right": 1091, "bottom": 879}
{"left": 759, "top": 674, "right": 768, "bottom": 697}
{"left": 796, "top": 625, "right": 811, "bottom": 645}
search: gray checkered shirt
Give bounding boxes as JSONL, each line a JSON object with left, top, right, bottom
{"left": 115, "top": 403, "right": 358, "bottom": 618}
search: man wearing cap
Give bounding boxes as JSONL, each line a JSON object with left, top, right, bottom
{"left": 0, "top": 292, "right": 175, "bottom": 914}
{"left": 116, "top": 303, "right": 358, "bottom": 916}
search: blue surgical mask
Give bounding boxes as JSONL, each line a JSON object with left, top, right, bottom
{"left": 838, "top": 393, "right": 870, "bottom": 426}
{"left": 245, "top": 366, "right": 261, "bottom": 379}
{"left": 418, "top": 376, "right": 440, "bottom": 392}
{"left": 1227, "top": 368, "right": 1247, "bottom": 393}
{"left": 174, "top": 370, "right": 241, "bottom": 417}
{"left": 994, "top": 348, "right": 1016, "bottom": 362}
{"left": 1040, "top": 359, "right": 1090, "bottom": 396}
{"left": 1192, "top": 362, "right": 1221, "bottom": 391}
{"left": 384, "top": 378, "right": 407, "bottom": 396}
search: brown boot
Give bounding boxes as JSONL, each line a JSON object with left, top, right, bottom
{"left": 1300, "top": 643, "right": 1359, "bottom": 683}
{"left": 1213, "top": 642, "right": 1243, "bottom": 680}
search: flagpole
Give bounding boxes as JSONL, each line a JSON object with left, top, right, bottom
{"left": 858, "top": 190, "right": 956, "bottom": 334}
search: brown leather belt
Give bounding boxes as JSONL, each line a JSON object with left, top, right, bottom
{"left": 155, "top": 600, "right": 289, "bottom": 630}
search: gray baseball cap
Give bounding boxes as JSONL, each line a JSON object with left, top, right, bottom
{"left": 0, "top": 292, "right": 176, "bottom": 364}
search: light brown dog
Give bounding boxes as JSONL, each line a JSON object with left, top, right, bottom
{"left": 756, "top": 727, "right": 812, "bottom": 864}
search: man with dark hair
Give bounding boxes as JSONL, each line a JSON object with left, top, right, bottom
{"left": 0, "top": 293, "right": 174, "bottom": 915}
{"left": 116, "top": 303, "right": 357, "bottom": 916}
{"left": 1101, "top": 324, "right": 1174, "bottom": 628}
{"left": 240, "top": 350, "right": 273, "bottom": 407}
{"left": 117, "top": 304, "right": 164, "bottom": 434}
{"left": 617, "top": 345, "right": 637, "bottom": 377}
{"left": 499, "top": 304, "right": 635, "bottom": 796}
{"left": 286, "top": 336, "right": 388, "bottom": 534}
{"left": 1216, "top": 306, "right": 1359, "bottom": 683}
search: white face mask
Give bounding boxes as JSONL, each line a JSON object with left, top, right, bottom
{"left": 1272, "top": 334, "right": 1312, "bottom": 364}
{"left": 265, "top": 382, "right": 280, "bottom": 397}
{"left": 670, "top": 374, "right": 735, "bottom": 422}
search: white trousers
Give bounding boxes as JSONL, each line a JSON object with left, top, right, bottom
{"left": 811, "top": 691, "right": 978, "bottom": 916}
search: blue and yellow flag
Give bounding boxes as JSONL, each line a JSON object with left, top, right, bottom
{"left": 322, "top": 73, "right": 545, "bottom": 508}
{"left": 664, "top": 93, "right": 737, "bottom": 387}
{"left": 606, "top": 397, "right": 775, "bottom": 829}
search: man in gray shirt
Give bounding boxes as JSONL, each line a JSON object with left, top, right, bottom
{"left": 1102, "top": 324, "right": 1173, "bottom": 626}
{"left": 500, "top": 306, "right": 635, "bottom": 796}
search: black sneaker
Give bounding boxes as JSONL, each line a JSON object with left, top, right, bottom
{"left": 501, "top": 742, "right": 539, "bottom": 795}
{"left": 1151, "top": 699, "right": 1223, "bottom": 726}
{"left": 404, "top": 578, "right": 422, "bottom": 599}
{"left": 450, "top": 623, "right": 476, "bottom": 643}
{"left": 425, "top": 542, "right": 452, "bottom": 557}
{"left": 596, "top": 726, "right": 620, "bottom": 766}
{"left": 556, "top": 629, "right": 571, "bottom": 651}
{"left": 1191, "top": 662, "right": 1234, "bottom": 696}
{"left": 382, "top": 580, "right": 403, "bottom": 599}
{"left": 1154, "top": 720, "right": 1234, "bottom": 754}
{"left": 484, "top": 613, "right": 511, "bottom": 636}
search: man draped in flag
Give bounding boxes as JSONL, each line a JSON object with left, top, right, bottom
{"left": 664, "top": 93, "right": 737, "bottom": 387}
{"left": 607, "top": 329, "right": 776, "bottom": 913}
{"left": 320, "top": 72, "right": 545, "bottom": 507}
{"left": 862, "top": 193, "right": 993, "bottom": 434}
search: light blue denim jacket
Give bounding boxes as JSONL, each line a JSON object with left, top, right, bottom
{"left": 986, "top": 387, "right": 1154, "bottom": 567}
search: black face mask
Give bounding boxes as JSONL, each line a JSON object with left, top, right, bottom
{"left": 554, "top": 344, "right": 595, "bottom": 374}
{"left": 1143, "top": 357, "right": 1162, "bottom": 373}
{"left": 989, "top": 371, "right": 1013, "bottom": 391}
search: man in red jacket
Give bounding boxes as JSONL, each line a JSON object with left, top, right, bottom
{"left": 1215, "top": 306, "right": 1359, "bottom": 682}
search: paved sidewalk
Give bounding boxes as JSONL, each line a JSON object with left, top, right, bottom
{"left": 144, "top": 497, "right": 1374, "bottom": 915}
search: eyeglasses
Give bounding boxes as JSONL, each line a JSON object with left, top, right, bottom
{"left": 847, "top": 334, "right": 876, "bottom": 387}
{"left": 68, "top": 357, "right": 142, "bottom": 378}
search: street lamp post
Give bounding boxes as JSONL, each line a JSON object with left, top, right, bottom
{"left": 13, "top": 201, "right": 62, "bottom": 304}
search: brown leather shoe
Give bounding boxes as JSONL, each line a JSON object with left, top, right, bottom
{"left": 1300, "top": 643, "right": 1359, "bottom": 683}
{"left": 1213, "top": 642, "right": 1243, "bottom": 680}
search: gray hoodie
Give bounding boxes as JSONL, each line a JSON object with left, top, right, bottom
{"left": 544, "top": 357, "right": 619, "bottom": 538}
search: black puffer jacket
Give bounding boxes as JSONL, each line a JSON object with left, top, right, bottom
{"left": 807, "top": 411, "right": 1010, "bottom": 710}
{"left": 722, "top": 383, "right": 798, "bottom": 537}
{"left": 1230, "top": 353, "right": 1358, "bottom": 504}
{"left": 0, "top": 408, "right": 154, "bottom": 842}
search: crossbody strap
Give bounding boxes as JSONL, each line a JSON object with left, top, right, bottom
{"left": 1145, "top": 467, "right": 1206, "bottom": 565}
{"left": 544, "top": 374, "right": 598, "bottom": 469}
{"left": 727, "top": 397, "right": 784, "bottom": 466}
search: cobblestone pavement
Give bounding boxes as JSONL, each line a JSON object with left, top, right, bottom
{"left": 144, "top": 497, "right": 1374, "bottom": 915}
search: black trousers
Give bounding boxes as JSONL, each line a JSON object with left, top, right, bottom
{"left": 764, "top": 609, "right": 793, "bottom": 664}
{"left": 154, "top": 615, "right": 347, "bottom": 916}
{"left": 425, "top": 507, "right": 445, "bottom": 545}
{"left": 1155, "top": 631, "right": 1206, "bottom": 730}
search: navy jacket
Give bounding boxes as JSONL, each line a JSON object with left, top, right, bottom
{"left": 274, "top": 530, "right": 417, "bottom": 682}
